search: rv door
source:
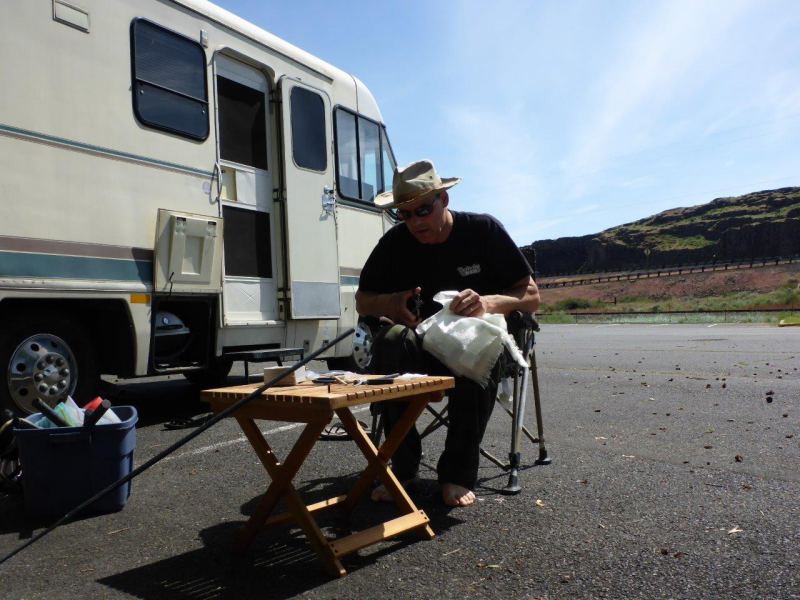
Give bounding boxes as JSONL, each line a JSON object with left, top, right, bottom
{"left": 279, "top": 78, "right": 340, "bottom": 319}
{"left": 214, "top": 56, "right": 279, "bottom": 324}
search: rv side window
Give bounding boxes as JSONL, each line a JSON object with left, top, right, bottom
{"left": 290, "top": 87, "right": 327, "bottom": 171}
{"left": 335, "top": 110, "right": 359, "bottom": 198}
{"left": 334, "top": 108, "right": 396, "bottom": 203}
{"left": 381, "top": 127, "right": 396, "bottom": 193}
{"left": 130, "top": 19, "right": 209, "bottom": 141}
{"left": 359, "top": 119, "right": 380, "bottom": 202}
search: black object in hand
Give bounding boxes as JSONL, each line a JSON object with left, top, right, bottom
{"left": 406, "top": 293, "right": 423, "bottom": 319}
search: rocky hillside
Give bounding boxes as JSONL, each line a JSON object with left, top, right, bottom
{"left": 523, "top": 187, "right": 800, "bottom": 276}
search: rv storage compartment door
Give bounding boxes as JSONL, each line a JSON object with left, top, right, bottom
{"left": 280, "top": 78, "right": 340, "bottom": 319}
{"left": 154, "top": 209, "right": 222, "bottom": 293}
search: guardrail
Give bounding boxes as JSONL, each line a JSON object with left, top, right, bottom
{"left": 537, "top": 255, "right": 800, "bottom": 289}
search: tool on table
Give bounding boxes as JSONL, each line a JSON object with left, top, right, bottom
{"left": 367, "top": 372, "right": 400, "bottom": 385}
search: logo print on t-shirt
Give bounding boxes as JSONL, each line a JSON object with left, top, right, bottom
{"left": 457, "top": 263, "right": 481, "bottom": 277}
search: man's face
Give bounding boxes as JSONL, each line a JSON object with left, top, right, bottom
{"left": 397, "top": 193, "right": 450, "bottom": 244}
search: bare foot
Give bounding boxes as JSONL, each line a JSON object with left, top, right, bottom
{"left": 370, "top": 478, "right": 418, "bottom": 503}
{"left": 370, "top": 484, "right": 393, "bottom": 503}
{"left": 442, "top": 483, "right": 476, "bottom": 507}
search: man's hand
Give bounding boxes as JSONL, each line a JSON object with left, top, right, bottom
{"left": 389, "top": 286, "right": 422, "bottom": 327}
{"left": 450, "top": 288, "right": 490, "bottom": 317}
{"left": 355, "top": 286, "right": 422, "bottom": 327}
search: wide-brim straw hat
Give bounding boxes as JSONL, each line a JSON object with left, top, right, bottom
{"left": 374, "top": 159, "right": 461, "bottom": 209}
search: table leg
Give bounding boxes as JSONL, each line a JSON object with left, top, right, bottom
{"left": 337, "top": 394, "right": 437, "bottom": 540}
{"left": 234, "top": 415, "right": 346, "bottom": 576}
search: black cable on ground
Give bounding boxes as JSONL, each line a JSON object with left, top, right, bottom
{"left": 0, "top": 328, "right": 354, "bottom": 567}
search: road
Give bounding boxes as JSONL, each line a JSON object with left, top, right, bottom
{"left": 1, "top": 324, "right": 798, "bottom": 599}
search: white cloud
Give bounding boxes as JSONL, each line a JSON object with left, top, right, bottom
{"left": 440, "top": 104, "right": 547, "bottom": 243}
{"left": 564, "top": 0, "right": 755, "bottom": 198}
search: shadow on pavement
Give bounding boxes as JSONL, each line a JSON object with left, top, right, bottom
{"left": 99, "top": 475, "right": 464, "bottom": 599}
{"left": 100, "top": 373, "right": 256, "bottom": 429}
{"left": 0, "top": 490, "right": 127, "bottom": 537}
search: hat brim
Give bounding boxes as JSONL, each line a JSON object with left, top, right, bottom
{"left": 374, "top": 177, "right": 461, "bottom": 209}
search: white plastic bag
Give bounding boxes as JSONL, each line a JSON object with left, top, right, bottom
{"left": 416, "top": 291, "right": 527, "bottom": 387}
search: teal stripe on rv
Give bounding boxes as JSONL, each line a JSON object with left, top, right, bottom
{"left": 0, "top": 123, "right": 214, "bottom": 178}
{"left": 0, "top": 251, "right": 152, "bottom": 283}
{"left": 340, "top": 275, "right": 360, "bottom": 286}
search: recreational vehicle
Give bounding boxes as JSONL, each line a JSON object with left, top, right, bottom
{"left": 0, "top": 0, "right": 395, "bottom": 413}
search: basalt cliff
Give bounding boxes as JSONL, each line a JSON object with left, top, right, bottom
{"left": 522, "top": 187, "right": 800, "bottom": 276}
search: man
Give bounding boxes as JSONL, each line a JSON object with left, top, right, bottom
{"left": 356, "top": 159, "right": 539, "bottom": 507}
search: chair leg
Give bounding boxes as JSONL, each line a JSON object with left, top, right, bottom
{"left": 369, "top": 406, "right": 382, "bottom": 446}
{"left": 529, "top": 350, "right": 551, "bottom": 466}
{"left": 496, "top": 402, "right": 540, "bottom": 445}
{"left": 502, "top": 366, "right": 526, "bottom": 494}
{"left": 420, "top": 404, "right": 448, "bottom": 438}
{"left": 479, "top": 446, "right": 509, "bottom": 470}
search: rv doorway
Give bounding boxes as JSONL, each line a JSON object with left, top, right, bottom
{"left": 214, "top": 56, "right": 279, "bottom": 325}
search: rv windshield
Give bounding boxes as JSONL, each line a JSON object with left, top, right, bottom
{"left": 380, "top": 127, "right": 396, "bottom": 196}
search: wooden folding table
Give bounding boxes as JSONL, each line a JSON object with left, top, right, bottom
{"left": 201, "top": 375, "right": 454, "bottom": 577}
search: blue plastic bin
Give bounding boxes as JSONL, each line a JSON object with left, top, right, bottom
{"left": 14, "top": 406, "right": 138, "bottom": 516}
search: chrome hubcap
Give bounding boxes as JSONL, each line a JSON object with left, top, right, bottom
{"left": 7, "top": 334, "right": 78, "bottom": 413}
{"left": 352, "top": 321, "right": 374, "bottom": 370}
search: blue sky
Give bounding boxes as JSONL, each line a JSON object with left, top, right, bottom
{"left": 216, "top": 0, "right": 800, "bottom": 245}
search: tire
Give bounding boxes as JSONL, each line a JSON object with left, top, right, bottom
{"left": 326, "top": 318, "right": 377, "bottom": 373}
{"left": 183, "top": 358, "right": 233, "bottom": 388}
{"left": 0, "top": 316, "right": 99, "bottom": 415}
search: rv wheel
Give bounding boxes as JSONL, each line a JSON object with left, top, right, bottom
{"left": 0, "top": 316, "right": 99, "bottom": 415}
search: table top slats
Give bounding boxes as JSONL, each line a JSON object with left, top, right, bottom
{"left": 202, "top": 375, "right": 454, "bottom": 411}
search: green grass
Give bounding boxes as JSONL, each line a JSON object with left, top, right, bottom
{"left": 650, "top": 234, "right": 715, "bottom": 251}
{"left": 538, "top": 312, "right": 784, "bottom": 325}
{"left": 540, "top": 282, "right": 800, "bottom": 316}
{"left": 537, "top": 312, "right": 576, "bottom": 324}
{"left": 779, "top": 314, "right": 800, "bottom": 326}
{"left": 539, "top": 297, "right": 609, "bottom": 313}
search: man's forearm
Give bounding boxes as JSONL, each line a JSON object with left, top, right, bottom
{"left": 356, "top": 288, "right": 421, "bottom": 326}
{"left": 485, "top": 277, "right": 540, "bottom": 315}
{"left": 355, "top": 289, "right": 393, "bottom": 318}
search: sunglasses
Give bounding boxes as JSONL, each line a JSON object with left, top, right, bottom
{"left": 395, "top": 195, "right": 440, "bottom": 220}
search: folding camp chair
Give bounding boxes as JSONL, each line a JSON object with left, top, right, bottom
{"left": 369, "top": 310, "right": 551, "bottom": 495}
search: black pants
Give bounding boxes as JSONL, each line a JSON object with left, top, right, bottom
{"left": 370, "top": 325, "right": 499, "bottom": 490}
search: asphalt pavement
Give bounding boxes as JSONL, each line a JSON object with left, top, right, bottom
{"left": 1, "top": 324, "right": 798, "bottom": 599}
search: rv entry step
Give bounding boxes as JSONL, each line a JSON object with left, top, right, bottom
{"left": 222, "top": 348, "right": 305, "bottom": 382}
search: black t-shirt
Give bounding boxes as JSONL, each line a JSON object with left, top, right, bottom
{"left": 358, "top": 211, "right": 532, "bottom": 319}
